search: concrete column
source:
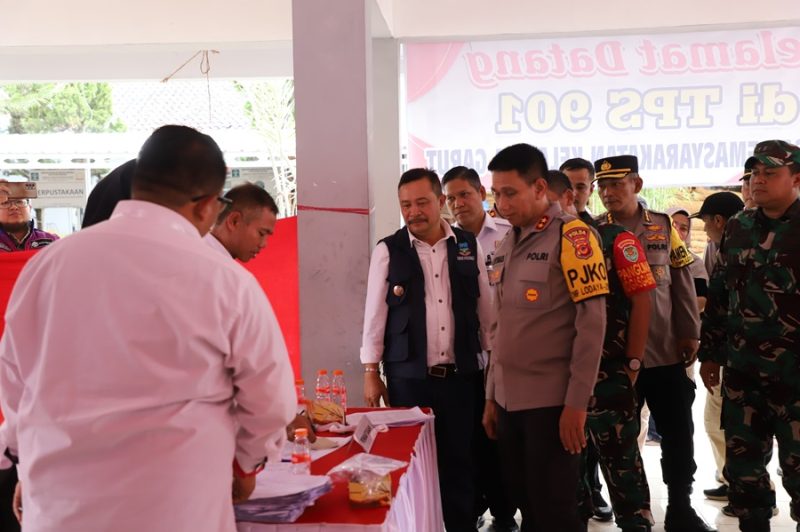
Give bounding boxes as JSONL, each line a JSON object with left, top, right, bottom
{"left": 293, "top": 0, "right": 400, "bottom": 405}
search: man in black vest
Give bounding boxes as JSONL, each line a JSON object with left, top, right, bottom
{"left": 361, "top": 168, "right": 493, "bottom": 531}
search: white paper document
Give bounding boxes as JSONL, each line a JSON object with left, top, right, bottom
{"left": 279, "top": 436, "right": 352, "bottom": 463}
{"left": 346, "top": 406, "right": 431, "bottom": 428}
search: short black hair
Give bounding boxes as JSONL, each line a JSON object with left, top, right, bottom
{"left": 487, "top": 143, "right": 548, "bottom": 185}
{"left": 441, "top": 166, "right": 482, "bottom": 192}
{"left": 133, "top": 125, "right": 226, "bottom": 205}
{"left": 559, "top": 157, "right": 595, "bottom": 179}
{"left": 217, "top": 182, "right": 279, "bottom": 224}
{"left": 398, "top": 168, "right": 442, "bottom": 196}
{"left": 546, "top": 170, "right": 573, "bottom": 196}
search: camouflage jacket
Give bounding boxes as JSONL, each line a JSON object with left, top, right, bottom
{"left": 699, "top": 200, "right": 800, "bottom": 376}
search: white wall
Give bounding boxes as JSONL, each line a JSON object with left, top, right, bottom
{"left": 2, "top": 0, "right": 797, "bottom": 50}
{"left": 0, "top": 0, "right": 292, "bottom": 47}
{"left": 389, "top": 0, "right": 800, "bottom": 39}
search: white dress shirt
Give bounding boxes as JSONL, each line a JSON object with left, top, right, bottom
{"left": 455, "top": 212, "right": 511, "bottom": 367}
{"left": 204, "top": 231, "right": 231, "bottom": 257}
{"left": 0, "top": 200, "right": 295, "bottom": 532}
{"left": 360, "top": 220, "right": 493, "bottom": 367}
{"left": 460, "top": 211, "right": 512, "bottom": 268}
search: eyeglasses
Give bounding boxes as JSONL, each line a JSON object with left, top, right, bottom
{"left": 0, "top": 199, "right": 29, "bottom": 210}
{"left": 190, "top": 194, "right": 233, "bottom": 206}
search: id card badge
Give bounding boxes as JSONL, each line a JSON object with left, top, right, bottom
{"left": 488, "top": 255, "right": 505, "bottom": 286}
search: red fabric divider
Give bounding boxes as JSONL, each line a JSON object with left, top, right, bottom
{"left": 240, "top": 215, "right": 301, "bottom": 378}
{"left": 0, "top": 217, "right": 301, "bottom": 423}
{"left": 0, "top": 250, "right": 38, "bottom": 424}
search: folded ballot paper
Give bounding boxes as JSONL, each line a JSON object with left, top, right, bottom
{"left": 234, "top": 463, "right": 332, "bottom": 523}
{"left": 317, "top": 406, "right": 432, "bottom": 433}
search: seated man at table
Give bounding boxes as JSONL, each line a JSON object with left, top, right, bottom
{"left": 360, "top": 168, "right": 493, "bottom": 532}
{"left": 204, "top": 182, "right": 314, "bottom": 442}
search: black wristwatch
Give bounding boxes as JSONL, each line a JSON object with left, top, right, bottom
{"left": 625, "top": 358, "right": 642, "bottom": 372}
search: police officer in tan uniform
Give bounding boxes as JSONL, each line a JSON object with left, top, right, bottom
{"left": 482, "top": 144, "right": 608, "bottom": 532}
{"left": 594, "top": 155, "right": 715, "bottom": 532}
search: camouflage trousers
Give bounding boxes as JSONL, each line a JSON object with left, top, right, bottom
{"left": 723, "top": 367, "right": 800, "bottom": 523}
{"left": 579, "top": 357, "right": 653, "bottom": 529}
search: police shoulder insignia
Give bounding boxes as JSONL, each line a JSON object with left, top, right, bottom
{"left": 534, "top": 215, "right": 550, "bottom": 231}
{"left": 562, "top": 224, "right": 594, "bottom": 259}
{"left": 668, "top": 226, "right": 693, "bottom": 268}
{"left": 560, "top": 220, "right": 610, "bottom": 303}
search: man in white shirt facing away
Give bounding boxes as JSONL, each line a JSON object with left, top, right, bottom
{"left": 0, "top": 125, "right": 296, "bottom": 532}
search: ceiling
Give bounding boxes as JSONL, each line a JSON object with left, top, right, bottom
{"left": 0, "top": 0, "right": 797, "bottom": 80}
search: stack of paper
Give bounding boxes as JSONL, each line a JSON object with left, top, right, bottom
{"left": 346, "top": 406, "right": 432, "bottom": 428}
{"left": 234, "top": 464, "right": 332, "bottom": 523}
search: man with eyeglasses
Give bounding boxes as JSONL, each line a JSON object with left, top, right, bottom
{"left": 0, "top": 183, "right": 58, "bottom": 252}
{"left": 0, "top": 125, "right": 295, "bottom": 532}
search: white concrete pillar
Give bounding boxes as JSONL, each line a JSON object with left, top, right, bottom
{"left": 292, "top": 0, "right": 400, "bottom": 405}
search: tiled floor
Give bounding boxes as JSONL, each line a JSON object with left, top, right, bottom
{"left": 480, "top": 382, "right": 797, "bottom": 531}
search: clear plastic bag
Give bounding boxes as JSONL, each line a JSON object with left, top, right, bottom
{"left": 328, "top": 452, "right": 408, "bottom": 479}
{"left": 328, "top": 453, "right": 407, "bottom": 508}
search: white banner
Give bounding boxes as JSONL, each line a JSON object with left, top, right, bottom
{"left": 405, "top": 26, "right": 800, "bottom": 187}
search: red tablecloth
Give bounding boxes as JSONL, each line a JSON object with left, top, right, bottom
{"left": 237, "top": 408, "right": 443, "bottom": 532}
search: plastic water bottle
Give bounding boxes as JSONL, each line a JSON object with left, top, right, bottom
{"left": 295, "top": 378, "right": 306, "bottom": 414}
{"left": 315, "top": 370, "right": 331, "bottom": 402}
{"left": 331, "top": 370, "right": 347, "bottom": 412}
{"left": 291, "top": 428, "right": 311, "bottom": 475}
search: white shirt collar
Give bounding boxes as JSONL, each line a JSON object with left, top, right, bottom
{"left": 407, "top": 219, "right": 455, "bottom": 247}
{"left": 110, "top": 200, "right": 202, "bottom": 239}
{"left": 203, "top": 232, "right": 232, "bottom": 257}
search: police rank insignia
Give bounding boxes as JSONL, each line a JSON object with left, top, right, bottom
{"left": 534, "top": 215, "right": 549, "bottom": 231}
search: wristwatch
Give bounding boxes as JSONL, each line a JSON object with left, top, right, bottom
{"left": 625, "top": 358, "right": 642, "bottom": 371}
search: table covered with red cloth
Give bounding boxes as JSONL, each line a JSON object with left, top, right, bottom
{"left": 236, "top": 408, "right": 443, "bottom": 532}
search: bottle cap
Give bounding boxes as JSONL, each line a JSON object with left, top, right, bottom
{"left": 295, "top": 379, "right": 304, "bottom": 385}
{"left": 294, "top": 428, "right": 308, "bottom": 438}
{"left": 317, "top": 369, "right": 328, "bottom": 375}
{"left": 333, "top": 370, "right": 344, "bottom": 375}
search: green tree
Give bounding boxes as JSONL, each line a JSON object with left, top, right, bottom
{"left": 234, "top": 79, "right": 296, "bottom": 216}
{"left": 1, "top": 83, "right": 125, "bottom": 134}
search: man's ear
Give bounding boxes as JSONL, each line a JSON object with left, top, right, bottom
{"left": 226, "top": 210, "right": 243, "bottom": 229}
{"left": 632, "top": 176, "right": 644, "bottom": 194}
{"left": 437, "top": 193, "right": 446, "bottom": 210}
{"left": 192, "top": 195, "right": 218, "bottom": 223}
{"left": 479, "top": 185, "right": 487, "bottom": 202}
{"left": 532, "top": 177, "right": 548, "bottom": 198}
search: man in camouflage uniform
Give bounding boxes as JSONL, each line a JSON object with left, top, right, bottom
{"left": 547, "top": 171, "right": 655, "bottom": 532}
{"left": 595, "top": 155, "right": 715, "bottom": 532}
{"left": 699, "top": 139, "right": 800, "bottom": 532}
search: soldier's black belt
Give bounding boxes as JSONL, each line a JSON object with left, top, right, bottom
{"left": 428, "top": 364, "right": 457, "bottom": 378}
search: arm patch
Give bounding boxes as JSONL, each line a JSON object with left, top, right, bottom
{"left": 560, "top": 219, "right": 610, "bottom": 303}
{"left": 613, "top": 231, "right": 656, "bottom": 296}
{"left": 668, "top": 225, "right": 694, "bottom": 268}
